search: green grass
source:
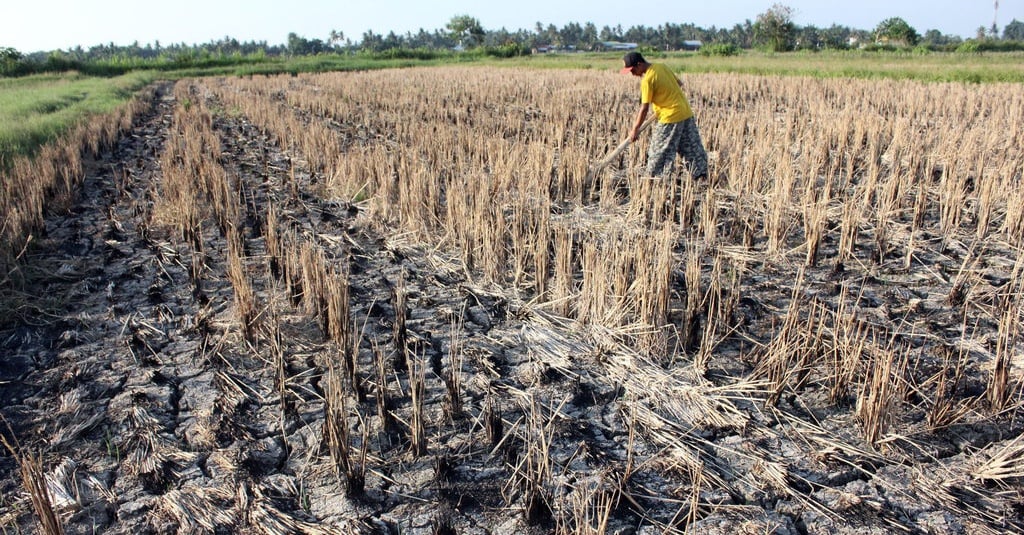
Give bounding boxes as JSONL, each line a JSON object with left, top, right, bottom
{"left": 496, "top": 49, "right": 1024, "bottom": 83}
{"left": 0, "top": 71, "right": 156, "bottom": 166}
{"left": 173, "top": 54, "right": 459, "bottom": 77}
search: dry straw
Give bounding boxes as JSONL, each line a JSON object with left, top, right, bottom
{"left": 8, "top": 64, "right": 1024, "bottom": 532}
{"left": 0, "top": 433, "right": 65, "bottom": 535}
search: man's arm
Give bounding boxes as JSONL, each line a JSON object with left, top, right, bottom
{"left": 629, "top": 103, "right": 650, "bottom": 142}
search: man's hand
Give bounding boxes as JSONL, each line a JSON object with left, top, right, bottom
{"left": 629, "top": 103, "right": 650, "bottom": 144}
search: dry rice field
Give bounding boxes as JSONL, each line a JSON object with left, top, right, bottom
{"left": 1, "top": 65, "right": 1023, "bottom": 534}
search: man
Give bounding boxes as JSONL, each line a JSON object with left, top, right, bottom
{"left": 622, "top": 51, "right": 707, "bottom": 181}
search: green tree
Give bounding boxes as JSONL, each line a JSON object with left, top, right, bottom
{"left": 582, "top": 22, "right": 598, "bottom": 48}
{"left": 921, "top": 29, "right": 960, "bottom": 47}
{"left": 286, "top": 32, "right": 328, "bottom": 55}
{"left": 1005, "top": 19, "right": 1024, "bottom": 40}
{"left": 874, "top": 17, "right": 920, "bottom": 46}
{"left": 819, "top": 24, "right": 855, "bottom": 49}
{"left": 446, "top": 14, "right": 485, "bottom": 47}
{"left": 795, "top": 26, "right": 822, "bottom": 49}
{"left": 655, "top": 23, "right": 676, "bottom": 50}
{"left": 0, "top": 47, "right": 21, "bottom": 61}
{"left": 753, "top": 4, "right": 796, "bottom": 51}
{"left": 560, "top": 22, "right": 584, "bottom": 48}
{"left": 359, "top": 30, "right": 384, "bottom": 52}
{"left": 1, "top": 47, "right": 24, "bottom": 76}
{"left": 730, "top": 20, "right": 755, "bottom": 48}
{"left": 545, "top": 24, "right": 560, "bottom": 47}
{"left": 328, "top": 30, "right": 346, "bottom": 50}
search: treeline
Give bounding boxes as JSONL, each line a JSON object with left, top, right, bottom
{"left": 2, "top": 15, "right": 1023, "bottom": 77}
{"left": 0, "top": 38, "right": 285, "bottom": 77}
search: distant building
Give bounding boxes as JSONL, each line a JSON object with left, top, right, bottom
{"left": 532, "top": 44, "right": 579, "bottom": 54}
{"left": 681, "top": 40, "right": 702, "bottom": 50}
{"left": 596, "top": 41, "right": 638, "bottom": 51}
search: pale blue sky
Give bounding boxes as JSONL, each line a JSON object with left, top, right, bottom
{"left": 2, "top": 0, "right": 1018, "bottom": 52}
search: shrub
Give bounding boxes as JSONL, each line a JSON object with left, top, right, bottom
{"left": 862, "top": 43, "right": 899, "bottom": 52}
{"left": 1, "top": 48, "right": 31, "bottom": 76}
{"left": 484, "top": 43, "right": 527, "bottom": 58}
{"left": 698, "top": 43, "right": 740, "bottom": 57}
{"left": 956, "top": 41, "right": 982, "bottom": 53}
{"left": 380, "top": 47, "right": 440, "bottom": 60}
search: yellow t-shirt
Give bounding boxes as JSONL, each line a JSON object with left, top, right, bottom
{"left": 641, "top": 63, "right": 693, "bottom": 124}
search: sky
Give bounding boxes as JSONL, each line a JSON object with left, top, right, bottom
{"left": 2, "top": 0, "right": 1020, "bottom": 53}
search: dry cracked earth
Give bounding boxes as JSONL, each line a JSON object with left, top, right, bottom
{"left": 1, "top": 79, "right": 1023, "bottom": 535}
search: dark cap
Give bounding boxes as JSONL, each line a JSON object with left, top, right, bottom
{"left": 620, "top": 51, "right": 646, "bottom": 73}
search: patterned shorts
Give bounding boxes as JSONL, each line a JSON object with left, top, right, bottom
{"left": 646, "top": 118, "right": 708, "bottom": 179}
